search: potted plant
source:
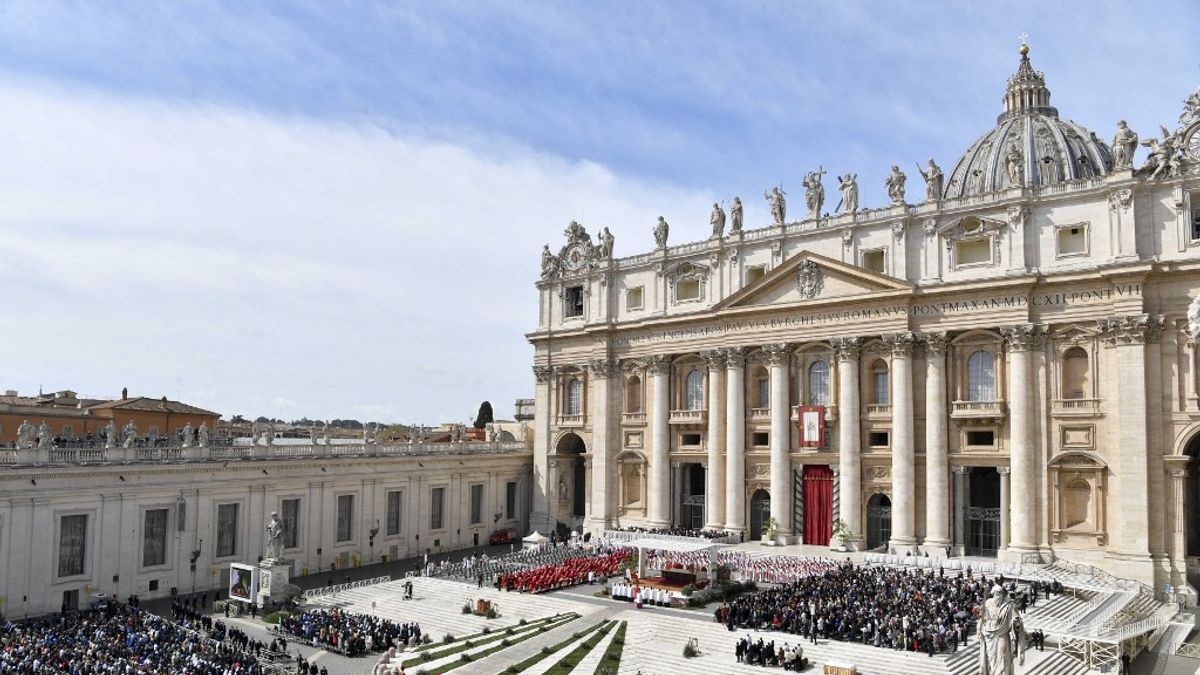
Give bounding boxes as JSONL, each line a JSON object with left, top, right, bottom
{"left": 832, "top": 518, "right": 850, "bottom": 552}
{"left": 762, "top": 517, "right": 779, "bottom": 546}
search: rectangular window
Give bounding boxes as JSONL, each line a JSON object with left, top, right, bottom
{"left": 681, "top": 433, "right": 702, "bottom": 446}
{"left": 1191, "top": 204, "right": 1200, "bottom": 241}
{"left": 966, "top": 430, "right": 996, "bottom": 446}
{"left": 868, "top": 431, "right": 890, "bottom": 447}
{"left": 564, "top": 286, "right": 584, "bottom": 318}
{"left": 470, "top": 484, "right": 484, "bottom": 525}
{"left": 625, "top": 286, "right": 644, "bottom": 311}
{"left": 861, "top": 249, "right": 886, "bottom": 273}
{"left": 752, "top": 431, "right": 769, "bottom": 447}
{"left": 676, "top": 279, "right": 701, "bottom": 301}
{"left": 1056, "top": 225, "right": 1088, "bottom": 256}
{"left": 506, "top": 481, "right": 517, "bottom": 520}
{"left": 336, "top": 494, "right": 355, "bottom": 543}
{"left": 386, "top": 491, "right": 403, "bottom": 536}
{"left": 873, "top": 370, "right": 889, "bottom": 405}
{"left": 281, "top": 498, "right": 300, "bottom": 549}
{"left": 58, "top": 514, "right": 87, "bottom": 577}
{"left": 142, "top": 509, "right": 168, "bottom": 567}
{"left": 955, "top": 238, "right": 992, "bottom": 266}
{"left": 431, "top": 487, "right": 445, "bottom": 530}
{"left": 746, "top": 265, "right": 767, "bottom": 284}
{"left": 216, "top": 504, "right": 239, "bottom": 558}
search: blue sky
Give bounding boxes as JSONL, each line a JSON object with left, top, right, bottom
{"left": 0, "top": 2, "right": 1197, "bottom": 423}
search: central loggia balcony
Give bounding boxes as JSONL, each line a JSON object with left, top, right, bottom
{"left": 863, "top": 404, "right": 892, "bottom": 420}
{"left": 1051, "top": 398, "right": 1101, "bottom": 417}
{"left": 749, "top": 408, "right": 771, "bottom": 422}
{"left": 621, "top": 411, "right": 647, "bottom": 426}
{"left": 791, "top": 404, "right": 838, "bottom": 422}
{"left": 950, "top": 400, "right": 1008, "bottom": 419}
{"left": 555, "top": 413, "right": 585, "bottom": 427}
{"left": 668, "top": 409, "right": 707, "bottom": 425}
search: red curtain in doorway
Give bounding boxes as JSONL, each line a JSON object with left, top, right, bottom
{"left": 803, "top": 465, "right": 833, "bottom": 546}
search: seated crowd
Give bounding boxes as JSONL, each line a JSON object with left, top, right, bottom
{"left": 0, "top": 600, "right": 266, "bottom": 674}
{"left": 498, "top": 550, "right": 632, "bottom": 593}
{"left": 718, "top": 562, "right": 989, "bottom": 656}
{"left": 275, "top": 608, "right": 412, "bottom": 656}
{"left": 718, "top": 553, "right": 839, "bottom": 585}
{"left": 607, "top": 525, "right": 740, "bottom": 540}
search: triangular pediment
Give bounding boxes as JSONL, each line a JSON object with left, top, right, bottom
{"left": 715, "top": 250, "right": 912, "bottom": 311}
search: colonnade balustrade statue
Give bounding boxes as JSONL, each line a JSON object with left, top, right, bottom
{"left": 538, "top": 322, "right": 1128, "bottom": 558}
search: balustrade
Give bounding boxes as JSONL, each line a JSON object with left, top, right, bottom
{"left": 950, "top": 400, "right": 1008, "bottom": 419}
{"left": 668, "top": 409, "right": 707, "bottom": 425}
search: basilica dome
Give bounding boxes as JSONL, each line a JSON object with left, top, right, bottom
{"left": 943, "top": 44, "right": 1112, "bottom": 199}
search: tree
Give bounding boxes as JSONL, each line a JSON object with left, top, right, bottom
{"left": 473, "top": 401, "right": 494, "bottom": 429}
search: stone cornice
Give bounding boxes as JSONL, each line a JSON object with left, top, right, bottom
{"left": 1099, "top": 314, "right": 1164, "bottom": 345}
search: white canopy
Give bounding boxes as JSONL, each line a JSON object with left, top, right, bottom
{"left": 522, "top": 530, "right": 549, "bottom": 544}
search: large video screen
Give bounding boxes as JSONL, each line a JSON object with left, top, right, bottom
{"left": 228, "top": 563, "right": 258, "bottom": 603}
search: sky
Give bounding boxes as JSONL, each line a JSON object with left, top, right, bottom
{"left": 0, "top": 1, "right": 1197, "bottom": 424}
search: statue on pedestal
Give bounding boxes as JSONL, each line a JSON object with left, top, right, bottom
{"left": 978, "top": 585, "right": 1015, "bottom": 675}
{"left": 263, "top": 511, "right": 285, "bottom": 564}
{"left": 885, "top": 166, "right": 907, "bottom": 205}
{"left": 37, "top": 421, "right": 52, "bottom": 448}
{"left": 730, "top": 197, "right": 743, "bottom": 233}
{"left": 540, "top": 244, "right": 560, "bottom": 280}
{"left": 598, "top": 227, "right": 614, "bottom": 258}
{"left": 17, "top": 419, "right": 34, "bottom": 449}
{"left": 1005, "top": 141, "right": 1024, "bottom": 185}
{"left": 122, "top": 421, "right": 137, "bottom": 448}
{"left": 103, "top": 420, "right": 117, "bottom": 449}
{"left": 764, "top": 186, "right": 787, "bottom": 225}
{"left": 653, "top": 216, "right": 670, "bottom": 248}
{"left": 181, "top": 422, "right": 193, "bottom": 448}
{"left": 323, "top": 421, "right": 333, "bottom": 445}
{"left": 918, "top": 159, "right": 943, "bottom": 201}
{"left": 710, "top": 203, "right": 726, "bottom": 238}
{"left": 1111, "top": 120, "right": 1138, "bottom": 169}
{"left": 803, "top": 168, "right": 826, "bottom": 220}
{"left": 836, "top": 173, "right": 858, "bottom": 214}
{"left": 197, "top": 423, "right": 210, "bottom": 448}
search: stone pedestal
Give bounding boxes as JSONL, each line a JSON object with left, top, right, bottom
{"left": 256, "top": 561, "right": 291, "bottom": 607}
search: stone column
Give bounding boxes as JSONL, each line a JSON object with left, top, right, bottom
{"left": 885, "top": 332, "right": 917, "bottom": 553}
{"left": 1170, "top": 465, "right": 1189, "bottom": 590}
{"left": 672, "top": 463, "right": 684, "bottom": 527}
{"left": 1001, "top": 324, "right": 1039, "bottom": 557}
{"left": 531, "top": 365, "right": 554, "bottom": 534}
{"left": 922, "top": 332, "right": 950, "bottom": 554}
{"left": 1187, "top": 339, "right": 1198, "bottom": 410}
{"left": 703, "top": 350, "right": 727, "bottom": 529}
{"left": 646, "top": 355, "right": 671, "bottom": 527}
{"left": 953, "top": 465, "right": 970, "bottom": 556}
{"left": 1101, "top": 316, "right": 1159, "bottom": 581}
{"left": 765, "top": 343, "right": 792, "bottom": 542}
{"left": 998, "top": 467, "right": 1011, "bottom": 550}
{"left": 587, "top": 358, "right": 615, "bottom": 532}
{"left": 725, "top": 348, "right": 747, "bottom": 534}
{"left": 832, "top": 337, "right": 863, "bottom": 548}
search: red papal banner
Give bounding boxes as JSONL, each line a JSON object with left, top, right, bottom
{"left": 797, "top": 405, "right": 825, "bottom": 448}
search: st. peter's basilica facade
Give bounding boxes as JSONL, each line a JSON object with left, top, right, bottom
{"left": 528, "top": 44, "right": 1200, "bottom": 598}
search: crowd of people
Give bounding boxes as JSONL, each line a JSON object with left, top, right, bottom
{"left": 718, "top": 562, "right": 996, "bottom": 656}
{"left": 607, "top": 525, "right": 741, "bottom": 540}
{"left": 274, "top": 608, "right": 411, "bottom": 656}
{"left": 718, "top": 553, "right": 840, "bottom": 585}
{"left": 0, "top": 599, "right": 268, "bottom": 674}
{"left": 735, "top": 636, "right": 809, "bottom": 670}
{"left": 609, "top": 582, "right": 672, "bottom": 607}
{"left": 498, "top": 550, "right": 632, "bottom": 593}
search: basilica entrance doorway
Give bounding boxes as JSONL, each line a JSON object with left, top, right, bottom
{"left": 678, "top": 463, "right": 706, "bottom": 529}
{"left": 554, "top": 433, "right": 587, "bottom": 525}
{"left": 966, "top": 467, "right": 1001, "bottom": 557}
{"left": 749, "top": 489, "right": 771, "bottom": 540}
{"left": 866, "top": 494, "right": 891, "bottom": 550}
{"left": 802, "top": 465, "right": 834, "bottom": 546}
{"left": 1184, "top": 435, "right": 1200, "bottom": 588}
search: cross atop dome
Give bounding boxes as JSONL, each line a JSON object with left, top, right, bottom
{"left": 1001, "top": 34, "right": 1054, "bottom": 121}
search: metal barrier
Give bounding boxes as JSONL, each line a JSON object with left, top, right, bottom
{"left": 301, "top": 575, "right": 391, "bottom": 601}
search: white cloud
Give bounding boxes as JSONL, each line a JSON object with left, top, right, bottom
{"left": 0, "top": 77, "right": 729, "bottom": 423}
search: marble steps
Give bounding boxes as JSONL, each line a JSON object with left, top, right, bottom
{"left": 1075, "top": 590, "right": 1134, "bottom": 627}
{"left": 570, "top": 621, "right": 621, "bottom": 674}
{"left": 1027, "top": 592, "right": 1100, "bottom": 625}
{"left": 391, "top": 614, "right": 579, "bottom": 673}
{"left": 1103, "top": 592, "right": 1164, "bottom": 627}
{"left": 522, "top": 620, "right": 614, "bottom": 675}
{"left": 1020, "top": 650, "right": 1093, "bottom": 675}
{"left": 455, "top": 610, "right": 620, "bottom": 675}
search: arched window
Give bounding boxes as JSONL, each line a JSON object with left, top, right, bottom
{"left": 625, "top": 375, "right": 642, "bottom": 413}
{"left": 685, "top": 369, "right": 705, "bottom": 410}
{"left": 871, "top": 360, "right": 889, "bottom": 405}
{"left": 808, "top": 360, "right": 830, "bottom": 405}
{"left": 966, "top": 350, "right": 996, "bottom": 401}
{"left": 753, "top": 367, "right": 770, "bottom": 408}
{"left": 565, "top": 378, "right": 582, "bottom": 416}
{"left": 1062, "top": 347, "right": 1089, "bottom": 399}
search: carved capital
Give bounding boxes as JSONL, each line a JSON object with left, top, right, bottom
{"left": 761, "top": 343, "right": 791, "bottom": 367}
{"left": 953, "top": 465, "right": 971, "bottom": 475}
{"left": 920, "top": 331, "right": 949, "bottom": 358}
{"left": 701, "top": 349, "right": 726, "bottom": 371}
{"left": 588, "top": 358, "right": 617, "bottom": 379}
{"left": 533, "top": 365, "right": 553, "bottom": 383}
{"left": 891, "top": 221, "right": 906, "bottom": 240}
{"left": 841, "top": 230, "right": 854, "bottom": 248}
{"left": 1099, "top": 314, "right": 1164, "bottom": 346}
{"left": 723, "top": 346, "right": 746, "bottom": 369}
{"left": 1001, "top": 323, "right": 1046, "bottom": 352}
{"left": 643, "top": 354, "right": 671, "bottom": 375}
{"left": 1171, "top": 467, "right": 1189, "bottom": 479}
{"left": 922, "top": 219, "right": 937, "bottom": 237}
{"left": 831, "top": 337, "right": 862, "bottom": 363}
{"left": 1006, "top": 204, "right": 1030, "bottom": 230}
{"left": 882, "top": 331, "right": 915, "bottom": 357}
{"left": 996, "top": 466, "right": 1011, "bottom": 476}
{"left": 1108, "top": 188, "right": 1133, "bottom": 212}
